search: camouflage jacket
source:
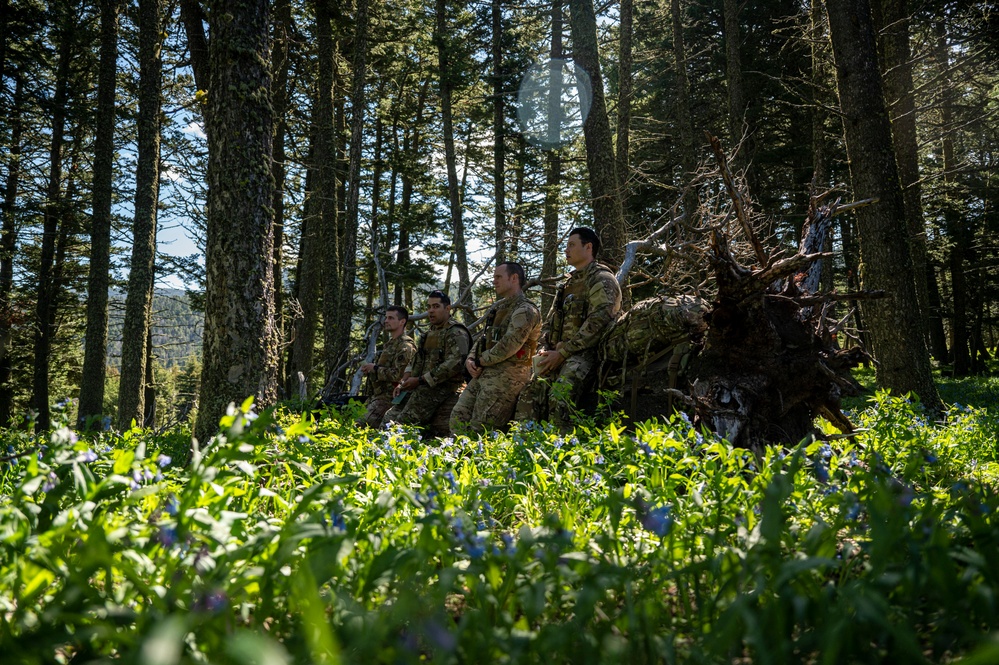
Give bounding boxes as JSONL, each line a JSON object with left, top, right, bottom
{"left": 407, "top": 318, "right": 471, "bottom": 389}
{"left": 472, "top": 294, "right": 542, "bottom": 369}
{"left": 544, "top": 261, "right": 622, "bottom": 358}
{"left": 368, "top": 333, "right": 417, "bottom": 399}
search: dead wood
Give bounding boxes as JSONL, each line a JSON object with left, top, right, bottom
{"left": 609, "top": 136, "right": 878, "bottom": 453}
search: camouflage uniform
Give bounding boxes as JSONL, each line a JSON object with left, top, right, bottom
{"left": 382, "top": 317, "right": 471, "bottom": 427}
{"left": 358, "top": 333, "right": 417, "bottom": 428}
{"left": 513, "top": 262, "right": 622, "bottom": 427}
{"left": 450, "top": 294, "right": 542, "bottom": 434}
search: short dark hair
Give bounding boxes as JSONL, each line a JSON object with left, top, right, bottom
{"left": 427, "top": 289, "right": 452, "bottom": 306}
{"left": 498, "top": 261, "right": 526, "bottom": 287}
{"left": 569, "top": 227, "right": 601, "bottom": 258}
{"left": 386, "top": 305, "right": 409, "bottom": 322}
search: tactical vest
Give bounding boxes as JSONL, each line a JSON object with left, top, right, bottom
{"left": 552, "top": 264, "right": 614, "bottom": 345}
{"left": 420, "top": 320, "right": 472, "bottom": 377}
{"left": 482, "top": 297, "right": 539, "bottom": 361}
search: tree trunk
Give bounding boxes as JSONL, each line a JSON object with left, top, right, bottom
{"left": 934, "top": 20, "right": 970, "bottom": 376}
{"left": 118, "top": 0, "right": 163, "bottom": 429}
{"left": 285, "top": 162, "right": 321, "bottom": 398}
{"left": 271, "top": 0, "right": 292, "bottom": 393}
{"left": 508, "top": 136, "right": 526, "bottom": 258}
{"left": 31, "top": 10, "right": 74, "bottom": 432}
{"left": 670, "top": 0, "right": 699, "bottom": 224}
{"left": 179, "top": 0, "right": 209, "bottom": 96}
{"left": 369, "top": 108, "right": 385, "bottom": 304}
{"left": 78, "top": 0, "right": 120, "bottom": 428}
{"left": 335, "top": 0, "right": 369, "bottom": 382}
{"left": 195, "top": 0, "right": 278, "bottom": 442}
{"left": 492, "top": 0, "right": 507, "bottom": 263}
{"left": 873, "top": 0, "right": 932, "bottom": 352}
{"left": 809, "top": 0, "right": 828, "bottom": 188}
{"left": 541, "top": 0, "right": 564, "bottom": 316}
{"left": 435, "top": 0, "right": 471, "bottom": 312}
{"left": 824, "top": 0, "right": 940, "bottom": 412}
{"left": 315, "top": 0, "right": 341, "bottom": 388}
{"left": 569, "top": 0, "right": 625, "bottom": 268}
{"left": 143, "top": 321, "right": 156, "bottom": 426}
{"left": 616, "top": 0, "right": 633, "bottom": 201}
{"left": 926, "top": 259, "right": 948, "bottom": 361}
{"left": 0, "top": 75, "right": 25, "bottom": 425}
{"left": 722, "top": 0, "right": 746, "bottom": 159}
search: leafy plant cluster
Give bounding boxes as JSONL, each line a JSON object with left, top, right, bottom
{"left": 1, "top": 394, "right": 998, "bottom": 664}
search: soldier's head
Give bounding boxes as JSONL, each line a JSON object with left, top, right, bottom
{"left": 566, "top": 227, "right": 600, "bottom": 269}
{"left": 384, "top": 305, "right": 409, "bottom": 335}
{"left": 426, "top": 290, "right": 452, "bottom": 326}
{"left": 494, "top": 262, "right": 526, "bottom": 299}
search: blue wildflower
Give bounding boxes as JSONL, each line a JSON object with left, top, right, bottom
{"left": 156, "top": 454, "right": 172, "bottom": 468}
{"left": 157, "top": 526, "right": 178, "bottom": 547}
{"left": 640, "top": 504, "right": 674, "bottom": 537}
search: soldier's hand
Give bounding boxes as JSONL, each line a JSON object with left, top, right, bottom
{"left": 399, "top": 376, "right": 421, "bottom": 392}
{"left": 393, "top": 384, "right": 402, "bottom": 398}
{"left": 360, "top": 362, "right": 375, "bottom": 374}
{"left": 466, "top": 357, "right": 483, "bottom": 379}
{"left": 537, "top": 349, "right": 565, "bottom": 375}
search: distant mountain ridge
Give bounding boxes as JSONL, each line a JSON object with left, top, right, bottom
{"left": 106, "top": 289, "right": 203, "bottom": 368}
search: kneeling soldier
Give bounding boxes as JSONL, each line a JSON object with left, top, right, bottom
{"left": 514, "top": 227, "right": 622, "bottom": 428}
{"left": 357, "top": 306, "right": 417, "bottom": 428}
{"left": 382, "top": 290, "right": 471, "bottom": 428}
{"left": 450, "top": 262, "right": 541, "bottom": 435}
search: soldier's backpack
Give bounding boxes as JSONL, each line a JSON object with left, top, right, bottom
{"left": 598, "top": 294, "right": 708, "bottom": 396}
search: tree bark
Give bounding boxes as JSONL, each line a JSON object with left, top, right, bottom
{"left": 271, "top": 0, "right": 292, "bottom": 393}
{"left": 195, "top": 0, "right": 278, "bottom": 442}
{"left": 335, "top": 0, "right": 369, "bottom": 381}
{"left": 0, "top": 75, "right": 25, "bottom": 425}
{"left": 722, "top": 0, "right": 746, "bottom": 160}
{"left": 541, "top": 0, "right": 564, "bottom": 316}
{"left": 824, "top": 0, "right": 940, "bottom": 411}
{"left": 118, "top": 0, "right": 163, "bottom": 429}
{"left": 31, "top": 9, "right": 74, "bottom": 432}
{"left": 569, "top": 0, "right": 626, "bottom": 268}
{"left": 79, "top": 0, "right": 120, "bottom": 428}
{"left": 435, "top": 0, "right": 471, "bottom": 312}
{"left": 873, "top": 0, "right": 932, "bottom": 353}
{"left": 285, "top": 156, "right": 321, "bottom": 398}
{"left": 934, "top": 20, "right": 970, "bottom": 376}
{"left": 492, "top": 0, "right": 507, "bottom": 263}
{"left": 670, "top": 0, "right": 699, "bottom": 225}
{"left": 616, "top": 0, "right": 633, "bottom": 201}
{"left": 315, "top": 0, "right": 342, "bottom": 388}
{"left": 179, "top": 0, "right": 209, "bottom": 96}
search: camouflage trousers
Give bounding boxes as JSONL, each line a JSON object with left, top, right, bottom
{"left": 449, "top": 364, "right": 531, "bottom": 435}
{"left": 382, "top": 383, "right": 462, "bottom": 429}
{"left": 512, "top": 350, "right": 599, "bottom": 428}
{"left": 358, "top": 396, "right": 393, "bottom": 429}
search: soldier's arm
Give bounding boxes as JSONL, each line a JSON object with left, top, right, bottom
{"left": 424, "top": 326, "right": 471, "bottom": 387}
{"left": 559, "top": 274, "right": 622, "bottom": 357}
{"left": 479, "top": 305, "right": 541, "bottom": 366}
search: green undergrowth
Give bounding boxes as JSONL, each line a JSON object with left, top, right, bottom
{"left": 1, "top": 392, "right": 998, "bottom": 664}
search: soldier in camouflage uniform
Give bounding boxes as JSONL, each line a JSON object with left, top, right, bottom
{"left": 450, "top": 262, "right": 541, "bottom": 435}
{"left": 382, "top": 290, "right": 471, "bottom": 428}
{"left": 357, "top": 306, "right": 417, "bottom": 428}
{"left": 513, "top": 227, "right": 622, "bottom": 428}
